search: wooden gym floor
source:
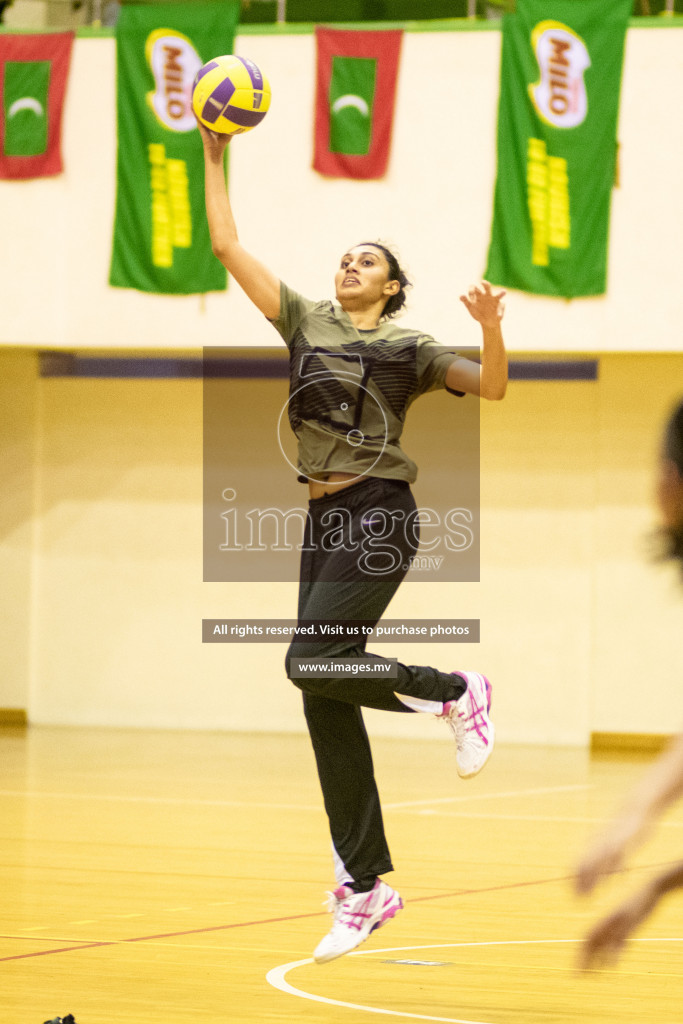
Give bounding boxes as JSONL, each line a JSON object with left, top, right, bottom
{"left": 2, "top": 725, "right": 682, "bottom": 1023}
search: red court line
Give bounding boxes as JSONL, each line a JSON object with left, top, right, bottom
{"left": 1, "top": 863, "right": 673, "bottom": 964}
{"left": 0, "top": 913, "right": 324, "bottom": 962}
{"left": 1, "top": 941, "right": 113, "bottom": 961}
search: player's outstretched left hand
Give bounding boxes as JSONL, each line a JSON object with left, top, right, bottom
{"left": 578, "top": 884, "right": 656, "bottom": 970}
{"left": 460, "top": 280, "right": 506, "bottom": 328}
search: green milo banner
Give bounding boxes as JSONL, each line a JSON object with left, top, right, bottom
{"left": 110, "top": 2, "right": 239, "bottom": 295}
{"left": 485, "top": 0, "right": 632, "bottom": 298}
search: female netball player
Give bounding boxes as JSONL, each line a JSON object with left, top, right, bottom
{"left": 198, "top": 124, "right": 508, "bottom": 963}
{"left": 576, "top": 398, "right": 683, "bottom": 968}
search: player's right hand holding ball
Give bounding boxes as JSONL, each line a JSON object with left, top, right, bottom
{"left": 196, "top": 118, "right": 231, "bottom": 156}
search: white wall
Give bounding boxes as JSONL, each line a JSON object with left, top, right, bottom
{"left": 0, "top": 25, "right": 682, "bottom": 350}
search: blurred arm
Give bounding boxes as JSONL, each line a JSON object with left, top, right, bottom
{"left": 576, "top": 732, "right": 683, "bottom": 894}
{"left": 579, "top": 861, "right": 683, "bottom": 970}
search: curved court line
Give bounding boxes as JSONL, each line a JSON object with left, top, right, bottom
{"left": 265, "top": 941, "right": 580, "bottom": 1024}
{"left": 266, "top": 955, "right": 490, "bottom": 1024}
{"left": 266, "top": 938, "right": 683, "bottom": 1023}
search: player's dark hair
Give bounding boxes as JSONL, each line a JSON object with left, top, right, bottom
{"left": 359, "top": 241, "right": 411, "bottom": 321}
{"left": 662, "top": 398, "right": 683, "bottom": 569}
{"left": 664, "top": 399, "right": 683, "bottom": 476}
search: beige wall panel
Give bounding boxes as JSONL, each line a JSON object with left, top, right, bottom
{"left": 592, "top": 356, "right": 683, "bottom": 733}
{"left": 0, "top": 353, "right": 679, "bottom": 740}
{"left": 15, "top": 366, "right": 595, "bottom": 741}
{"left": 0, "top": 352, "right": 38, "bottom": 709}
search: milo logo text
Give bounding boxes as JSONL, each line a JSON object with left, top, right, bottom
{"left": 145, "top": 28, "right": 202, "bottom": 133}
{"left": 529, "top": 20, "right": 590, "bottom": 129}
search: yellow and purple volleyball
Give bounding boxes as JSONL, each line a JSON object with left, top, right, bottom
{"left": 192, "top": 54, "right": 271, "bottom": 136}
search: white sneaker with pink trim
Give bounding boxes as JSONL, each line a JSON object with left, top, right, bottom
{"left": 442, "top": 671, "right": 494, "bottom": 778}
{"left": 313, "top": 878, "right": 403, "bottom": 964}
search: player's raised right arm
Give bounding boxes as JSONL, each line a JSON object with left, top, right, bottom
{"left": 199, "top": 122, "right": 281, "bottom": 320}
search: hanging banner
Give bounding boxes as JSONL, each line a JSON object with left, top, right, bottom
{"left": 0, "top": 32, "right": 74, "bottom": 181}
{"left": 109, "top": 2, "right": 239, "bottom": 295}
{"left": 485, "top": 0, "right": 632, "bottom": 298}
{"left": 313, "top": 27, "right": 402, "bottom": 180}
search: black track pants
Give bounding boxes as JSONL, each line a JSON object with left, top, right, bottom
{"left": 285, "top": 477, "right": 465, "bottom": 888}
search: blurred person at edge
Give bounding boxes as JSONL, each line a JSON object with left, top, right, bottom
{"left": 576, "top": 398, "right": 683, "bottom": 969}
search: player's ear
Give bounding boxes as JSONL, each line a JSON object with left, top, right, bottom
{"left": 384, "top": 279, "right": 400, "bottom": 296}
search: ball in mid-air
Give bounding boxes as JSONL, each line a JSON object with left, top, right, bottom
{"left": 192, "top": 54, "right": 271, "bottom": 136}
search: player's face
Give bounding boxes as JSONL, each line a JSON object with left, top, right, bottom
{"left": 334, "top": 245, "right": 398, "bottom": 310}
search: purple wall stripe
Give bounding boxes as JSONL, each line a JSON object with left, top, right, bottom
{"left": 38, "top": 353, "right": 599, "bottom": 381}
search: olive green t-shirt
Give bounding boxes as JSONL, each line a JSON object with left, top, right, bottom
{"left": 269, "top": 282, "right": 464, "bottom": 483}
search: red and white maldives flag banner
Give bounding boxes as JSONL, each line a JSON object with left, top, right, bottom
{"left": 0, "top": 32, "right": 74, "bottom": 180}
{"left": 313, "top": 27, "right": 402, "bottom": 180}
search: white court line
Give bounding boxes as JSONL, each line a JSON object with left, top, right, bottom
{"left": 266, "top": 938, "right": 683, "bottom": 1024}
{"left": 0, "top": 790, "right": 320, "bottom": 811}
{"left": 4, "top": 785, "right": 680, "bottom": 829}
{"left": 0, "top": 783, "right": 590, "bottom": 814}
{"left": 413, "top": 811, "right": 683, "bottom": 826}
{"left": 266, "top": 955, "right": 492, "bottom": 1024}
{"left": 383, "top": 783, "right": 592, "bottom": 809}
